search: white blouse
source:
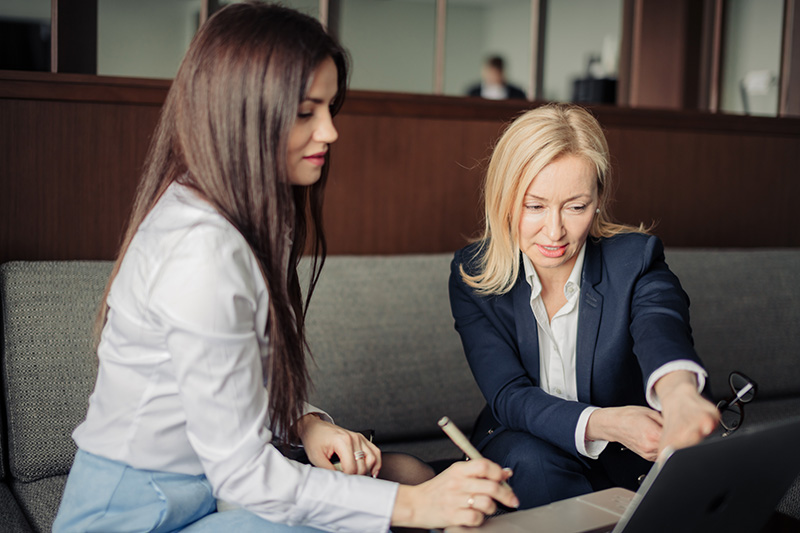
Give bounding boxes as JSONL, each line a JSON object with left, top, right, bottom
{"left": 74, "top": 183, "right": 397, "bottom": 532}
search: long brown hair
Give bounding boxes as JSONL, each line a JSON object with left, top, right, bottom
{"left": 97, "top": 2, "right": 348, "bottom": 442}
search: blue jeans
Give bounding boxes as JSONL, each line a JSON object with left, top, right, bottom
{"left": 53, "top": 449, "right": 325, "bottom": 532}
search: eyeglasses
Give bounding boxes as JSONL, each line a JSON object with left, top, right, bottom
{"left": 716, "top": 371, "right": 758, "bottom": 437}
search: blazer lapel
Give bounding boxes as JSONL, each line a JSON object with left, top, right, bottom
{"left": 511, "top": 271, "right": 541, "bottom": 384}
{"left": 576, "top": 240, "right": 603, "bottom": 404}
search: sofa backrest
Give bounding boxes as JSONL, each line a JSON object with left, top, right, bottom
{"left": 0, "top": 297, "right": 5, "bottom": 482}
{"left": 302, "top": 254, "right": 484, "bottom": 444}
{"left": 0, "top": 261, "right": 111, "bottom": 483}
{"left": 1, "top": 250, "right": 798, "bottom": 478}
{"left": 665, "top": 249, "right": 800, "bottom": 401}
{"left": 0, "top": 256, "right": 483, "bottom": 471}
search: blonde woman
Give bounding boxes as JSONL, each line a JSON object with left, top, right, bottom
{"left": 449, "top": 104, "right": 719, "bottom": 509}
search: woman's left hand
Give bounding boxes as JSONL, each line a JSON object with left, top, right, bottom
{"left": 655, "top": 371, "right": 720, "bottom": 457}
{"left": 296, "top": 414, "right": 381, "bottom": 477}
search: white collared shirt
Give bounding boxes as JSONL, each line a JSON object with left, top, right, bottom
{"left": 521, "top": 244, "right": 705, "bottom": 459}
{"left": 73, "top": 183, "right": 396, "bottom": 532}
{"left": 481, "top": 82, "right": 509, "bottom": 100}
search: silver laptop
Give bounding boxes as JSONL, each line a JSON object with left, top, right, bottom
{"left": 446, "top": 417, "right": 800, "bottom": 533}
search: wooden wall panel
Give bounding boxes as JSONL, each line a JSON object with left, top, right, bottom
{"left": 325, "top": 115, "right": 504, "bottom": 254}
{"left": 1, "top": 73, "right": 800, "bottom": 263}
{"left": 606, "top": 126, "right": 800, "bottom": 246}
{"left": 0, "top": 97, "right": 160, "bottom": 262}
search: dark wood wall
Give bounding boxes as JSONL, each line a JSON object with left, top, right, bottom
{"left": 2, "top": 71, "right": 800, "bottom": 263}
{"left": 597, "top": 109, "right": 800, "bottom": 248}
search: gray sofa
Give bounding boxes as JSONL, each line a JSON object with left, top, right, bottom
{"left": 1, "top": 250, "right": 799, "bottom": 532}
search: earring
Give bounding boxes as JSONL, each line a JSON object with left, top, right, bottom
{"left": 596, "top": 208, "right": 600, "bottom": 214}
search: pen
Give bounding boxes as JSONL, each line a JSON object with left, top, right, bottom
{"left": 438, "top": 416, "right": 511, "bottom": 489}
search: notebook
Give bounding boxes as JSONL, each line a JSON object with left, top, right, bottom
{"left": 445, "top": 417, "right": 800, "bottom": 533}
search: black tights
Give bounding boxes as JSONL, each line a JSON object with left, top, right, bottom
{"left": 377, "top": 453, "right": 436, "bottom": 533}
{"left": 378, "top": 452, "right": 436, "bottom": 485}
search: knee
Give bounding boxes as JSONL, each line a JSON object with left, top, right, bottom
{"left": 482, "top": 431, "right": 591, "bottom": 509}
{"left": 490, "top": 432, "right": 580, "bottom": 478}
{"left": 377, "top": 452, "right": 435, "bottom": 486}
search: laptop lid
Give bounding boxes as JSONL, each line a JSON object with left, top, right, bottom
{"left": 613, "top": 416, "right": 800, "bottom": 533}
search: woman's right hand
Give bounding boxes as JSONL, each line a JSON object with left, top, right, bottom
{"left": 390, "top": 459, "right": 518, "bottom": 529}
{"left": 586, "top": 406, "right": 664, "bottom": 461}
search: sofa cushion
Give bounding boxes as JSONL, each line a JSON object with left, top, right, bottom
{"left": 745, "top": 398, "right": 800, "bottom": 428}
{"left": 0, "top": 261, "right": 112, "bottom": 483}
{"left": 0, "top": 482, "right": 32, "bottom": 532}
{"left": 303, "top": 254, "right": 485, "bottom": 444}
{"left": 12, "top": 475, "right": 67, "bottom": 533}
{"left": 665, "top": 249, "right": 800, "bottom": 401}
{"left": 779, "top": 476, "right": 800, "bottom": 521}
{"left": 0, "top": 305, "right": 5, "bottom": 482}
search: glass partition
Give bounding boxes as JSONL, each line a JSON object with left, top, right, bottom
{"left": 0, "top": 0, "right": 51, "bottom": 72}
{"left": 720, "top": 0, "right": 783, "bottom": 116}
{"left": 219, "top": 0, "right": 320, "bottom": 18}
{"left": 338, "top": 0, "right": 436, "bottom": 94}
{"left": 542, "top": 0, "right": 622, "bottom": 104}
{"left": 97, "top": 0, "right": 318, "bottom": 79}
{"left": 444, "top": 0, "right": 532, "bottom": 99}
{"left": 97, "top": 0, "right": 202, "bottom": 79}
{"left": 3, "top": 0, "right": 793, "bottom": 117}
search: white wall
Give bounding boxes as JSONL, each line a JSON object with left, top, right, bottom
{"left": 720, "top": 0, "right": 783, "bottom": 116}
{"left": 542, "top": 0, "right": 622, "bottom": 102}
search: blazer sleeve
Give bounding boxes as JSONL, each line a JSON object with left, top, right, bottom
{"left": 628, "top": 236, "right": 703, "bottom": 381}
{"left": 448, "top": 251, "right": 590, "bottom": 458}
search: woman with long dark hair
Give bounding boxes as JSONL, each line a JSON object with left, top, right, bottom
{"left": 52, "top": 4, "right": 516, "bottom": 532}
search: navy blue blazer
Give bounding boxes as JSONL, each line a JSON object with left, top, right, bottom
{"left": 449, "top": 233, "right": 705, "bottom": 461}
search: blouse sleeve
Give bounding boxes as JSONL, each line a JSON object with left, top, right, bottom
{"left": 148, "top": 226, "right": 397, "bottom": 532}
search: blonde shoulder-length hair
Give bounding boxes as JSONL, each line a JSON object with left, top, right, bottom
{"left": 462, "top": 103, "right": 648, "bottom": 295}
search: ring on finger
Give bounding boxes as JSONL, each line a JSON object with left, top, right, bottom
{"left": 467, "top": 496, "right": 475, "bottom": 509}
{"left": 354, "top": 450, "right": 366, "bottom": 461}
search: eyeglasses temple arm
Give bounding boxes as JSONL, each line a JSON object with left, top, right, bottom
{"left": 732, "top": 382, "right": 754, "bottom": 404}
